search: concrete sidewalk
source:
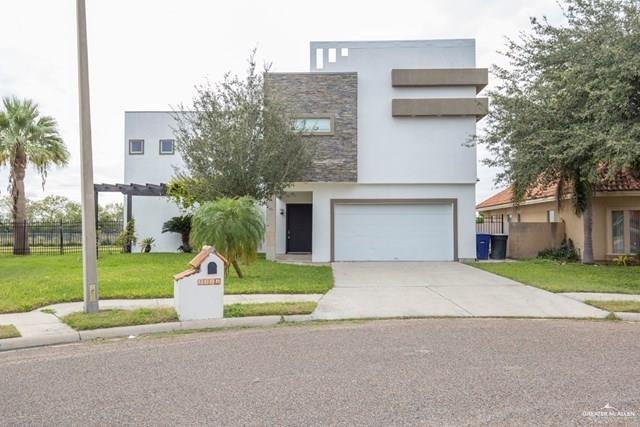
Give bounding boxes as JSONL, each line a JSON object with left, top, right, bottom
{"left": 0, "top": 294, "right": 323, "bottom": 350}
{"left": 313, "top": 262, "right": 609, "bottom": 320}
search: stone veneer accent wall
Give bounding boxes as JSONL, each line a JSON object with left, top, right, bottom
{"left": 265, "top": 72, "right": 357, "bottom": 182}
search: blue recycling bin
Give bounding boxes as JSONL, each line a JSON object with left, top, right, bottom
{"left": 476, "top": 234, "right": 491, "bottom": 260}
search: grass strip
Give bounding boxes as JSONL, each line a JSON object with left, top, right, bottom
{"left": 62, "top": 302, "right": 317, "bottom": 330}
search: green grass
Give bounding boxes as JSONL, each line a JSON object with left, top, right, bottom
{"left": 0, "top": 253, "right": 333, "bottom": 313}
{"left": 223, "top": 302, "right": 317, "bottom": 318}
{"left": 585, "top": 300, "right": 640, "bottom": 313}
{"left": 61, "top": 302, "right": 317, "bottom": 330}
{"left": 62, "top": 308, "right": 179, "bottom": 330}
{"left": 0, "top": 324, "right": 21, "bottom": 339}
{"left": 471, "top": 259, "right": 640, "bottom": 294}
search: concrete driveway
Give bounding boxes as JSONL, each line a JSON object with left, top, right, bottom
{"left": 312, "top": 262, "right": 608, "bottom": 319}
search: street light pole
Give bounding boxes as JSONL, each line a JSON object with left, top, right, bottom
{"left": 76, "top": 0, "right": 99, "bottom": 313}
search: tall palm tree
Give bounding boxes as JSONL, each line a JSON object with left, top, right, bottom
{"left": 0, "top": 97, "right": 69, "bottom": 254}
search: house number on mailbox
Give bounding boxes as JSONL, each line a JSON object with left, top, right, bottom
{"left": 197, "top": 278, "right": 221, "bottom": 286}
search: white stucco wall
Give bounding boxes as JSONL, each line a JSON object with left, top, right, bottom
{"left": 124, "top": 112, "right": 186, "bottom": 252}
{"left": 286, "top": 183, "right": 476, "bottom": 262}
{"left": 310, "top": 40, "right": 478, "bottom": 185}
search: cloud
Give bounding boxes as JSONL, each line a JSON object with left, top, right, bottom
{"left": 0, "top": 0, "right": 566, "bottom": 205}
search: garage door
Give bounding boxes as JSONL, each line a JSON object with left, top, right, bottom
{"left": 333, "top": 202, "right": 454, "bottom": 261}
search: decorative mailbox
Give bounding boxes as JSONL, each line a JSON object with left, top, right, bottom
{"left": 173, "top": 245, "right": 227, "bottom": 321}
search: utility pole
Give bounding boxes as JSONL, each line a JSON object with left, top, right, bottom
{"left": 76, "top": 0, "right": 99, "bottom": 313}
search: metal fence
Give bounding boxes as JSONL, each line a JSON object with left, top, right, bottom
{"left": 0, "top": 220, "right": 123, "bottom": 255}
{"left": 476, "top": 215, "right": 506, "bottom": 235}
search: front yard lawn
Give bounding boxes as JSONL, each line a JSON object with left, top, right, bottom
{"left": 0, "top": 253, "right": 332, "bottom": 313}
{"left": 472, "top": 259, "right": 640, "bottom": 294}
{"left": 0, "top": 324, "right": 21, "bottom": 339}
{"left": 62, "top": 302, "right": 317, "bottom": 330}
{"left": 585, "top": 300, "right": 640, "bottom": 313}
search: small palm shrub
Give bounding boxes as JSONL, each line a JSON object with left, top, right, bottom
{"left": 140, "top": 237, "right": 155, "bottom": 253}
{"left": 162, "top": 215, "right": 192, "bottom": 252}
{"left": 190, "top": 197, "right": 265, "bottom": 278}
{"left": 612, "top": 255, "right": 632, "bottom": 267}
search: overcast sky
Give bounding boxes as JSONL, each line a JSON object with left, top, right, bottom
{"left": 0, "top": 0, "right": 565, "bottom": 205}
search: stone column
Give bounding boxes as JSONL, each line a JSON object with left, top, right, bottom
{"left": 265, "top": 196, "right": 277, "bottom": 261}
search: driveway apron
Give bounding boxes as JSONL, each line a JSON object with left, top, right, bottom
{"left": 312, "top": 262, "right": 607, "bottom": 320}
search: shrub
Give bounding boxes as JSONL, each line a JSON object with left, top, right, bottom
{"left": 190, "top": 197, "right": 265, "bottom": 278}
{"left": 140, "top": 237, "right": 155, "bottom": 253}
{"left": 538, "top": 238, "right": 580, "bottom": 263}
{"left": 162, "top": 215, "right": 192, "bottom": 252}
{"left": 115, "top": 219, "right": 136, "bottom": 253}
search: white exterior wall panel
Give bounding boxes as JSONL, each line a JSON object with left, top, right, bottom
{"left": 310, "top": 40, "right": 478, "bottom": 185}
{"left": 124, "top": 112, "right": 185, "bottom": 252}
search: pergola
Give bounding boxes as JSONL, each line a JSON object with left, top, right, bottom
{"left": 93, "top": 183, "right": 167, "bottom": 223}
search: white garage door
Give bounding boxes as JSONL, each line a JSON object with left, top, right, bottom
{"left": 334, "top": 203, "right": 454, "bottom": 261}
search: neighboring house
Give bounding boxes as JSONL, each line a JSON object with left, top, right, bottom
{"left": 124, "top": 39, "right": 488, "bottom": 261}
{"left": 476, "top": 172, "right": 640, "bottom": 261}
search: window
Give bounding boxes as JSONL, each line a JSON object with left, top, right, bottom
{"left": 159, "top": 139, "right": 175, "bottom": 155}
{"left": 341, "top": 47, "right": 349, "bottom": 57}
{"left": 315, "top": 48, "right": 324, "bottom": 69}
{"left": 291, "top": 117, "right": 333, "bottom": 135}
{"left": 328, "top": 48, "right": 336, "bottom": 63}
{"left": 517, "top": 213, "right": 521, "bottom": 222}
{"left": 506, "top": 214, "right": 513, "bottom": 223}
{"left": 612, "top": 210, "right": 625, "bottom": 253}
{"left": 631, "top": 210, "right": 640, "bottom": 254}
{"left": 547, "top": 209, "right": 556, "bottom": 223}
{"left": 129, "top": 139, "right": 144, "bottom": 154}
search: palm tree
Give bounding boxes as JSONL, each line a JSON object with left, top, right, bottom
{"left": 162, "top": 214, "right": 192, "bottom": 252}
{"left": 0, "top": 97, "right": 69, "bottom": 254}
{"left": 190, "top": 197, "right": 265, "bottom": 278}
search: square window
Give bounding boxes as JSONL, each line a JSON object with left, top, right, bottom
{"left": 159, "top": 139, "right": 175, "bottom": 155}
{"left": 341, "top": 47, "right": 349, "bottom": 57}
{"left": 612, "top": 210, "right": 625, "bottom": 253}
{"left": 328, "top": 48, "right": 336, "bottom": 63}
{"left": 129, "top": 139, "right": 144, "bottom": 154}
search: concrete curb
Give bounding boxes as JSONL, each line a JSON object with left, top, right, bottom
{"left": 81, "top": 316, "right": 283, "bottom": 340}
{"left": 282, "top": 314, "right": 314, "bottom": 323}
{"left": 79, "top": 322, "right": 183, "bottom": 340}
{"left": 615, "top": 312, "right": 640, "bottom": 322}
{"left": 0, "top": 333, "right": 80, "bottom": 351}
{"left": 0, "top": 316, "right": 286, "bottom": 351}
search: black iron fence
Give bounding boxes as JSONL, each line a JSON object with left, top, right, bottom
{"left": 476, "top": 215, "right": 506, "bottom": 235}
{"left": 0, "top": 220, "right": 123, "bottom": 255}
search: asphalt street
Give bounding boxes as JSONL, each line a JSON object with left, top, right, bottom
{"left": 1, "top": 319, "right": 639, "bottom": 426}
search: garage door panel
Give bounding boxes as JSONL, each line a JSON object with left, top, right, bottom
{"left": 334, "top": 203, "right": 454, "bottom": 261}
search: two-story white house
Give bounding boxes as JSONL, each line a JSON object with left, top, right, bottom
{"left": 124, "top": 111, "right": 185, "bottom": 252}
{"left": 124, "top": 39, "right": 487, "bottom": 259}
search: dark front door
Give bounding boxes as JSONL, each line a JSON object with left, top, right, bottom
{"left": 286, "top": 204, "right": 312, "bottom": 253}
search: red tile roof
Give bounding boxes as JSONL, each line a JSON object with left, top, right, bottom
{"left": 477, "top": 171, "right": 640, "bottom": 209}
{"left": 174, "top": 246, "right": 229, "bottom": 282}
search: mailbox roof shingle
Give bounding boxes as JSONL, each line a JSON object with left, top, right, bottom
{"left": 174, "top": 246, "right": 228, "bottom": 281}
